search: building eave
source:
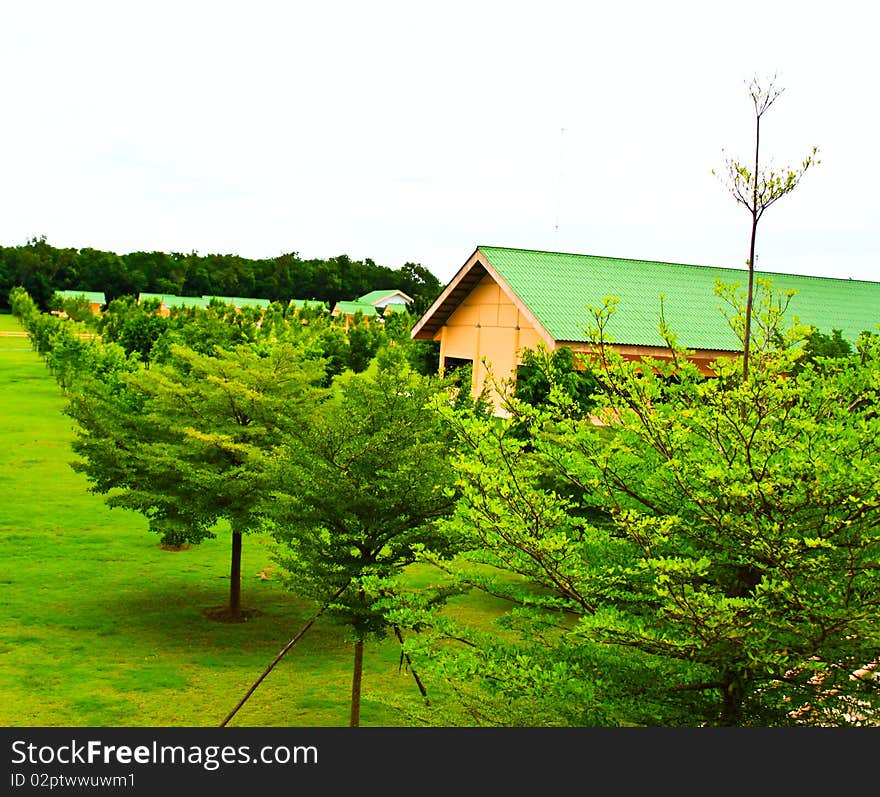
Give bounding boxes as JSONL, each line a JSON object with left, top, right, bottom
{"left": 411, "top": 246, "right": 556, "bottom": 348}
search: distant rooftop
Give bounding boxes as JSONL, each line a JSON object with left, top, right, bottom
{"left": 288, "top": 298, "right": 329, "bottom": 311}
{"left": 332, "top": 301, "right": 379, "bottom": 316}
{"left": 358, "top": 289, "right": 413, "bottom": 306}
{"left": 206, "top": 296, "right": 271, "bottom": 309}
{"left": 55, "top": 289, "right": 106, "bottom": 305}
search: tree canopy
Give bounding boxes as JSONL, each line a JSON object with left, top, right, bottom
{"left": 66, "top": 341, "right": 327, "bottom": 619}
{"left": 0, "top": 237, "right": 442, "bottom": 314}
{"left": 271, "top": 356, "right": 459, "bottom": 724}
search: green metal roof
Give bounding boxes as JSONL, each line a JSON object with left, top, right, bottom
{"left": 203, "top": 295, "right": 271, "bottom": 309}
{"left": 170, "top": 295, "right": 211, "bottom": 309}
{"left": 138, "top": 293, "right": 210, "bottom": 309}
{"left": 288, "top": 298, "right": 329, "bottom": 311}
{"left": 55, "top": 289, "right": 106, "bottom": 305}
{"left": 138, "top": 293, "right": 272, "bottom": 311}
{"left": 137, "top": 292, "right": 169, "bottom": 304}
{"left": 479, "top": 246, "right": 880, "bottom": 350}
{"left": 358, "top": 289, "right": 412, "bottom": 305}
{"left": 333, "top": 301, "right": 379, "bottom": 316}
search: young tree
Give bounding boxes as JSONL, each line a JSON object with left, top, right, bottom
{"left": 67, "top": 341, "right": 327, "bottom": 620}
{"left": 715, "top": 75, "right": 818, "bottom": 379}
{"left": 271, "top": 356, "right": 458, "bottom": 725}
{"left": 390, "top": 283, "right": 880, "bottom": 726}
{"left": 9, "top": 285, "right": 40, "bottom": 329}
{"left": 114, "top": 310, "right": 170, "bottom": 363}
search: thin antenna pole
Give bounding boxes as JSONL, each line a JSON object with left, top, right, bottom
{"left": 553, "top": 126, "right": 565, "bottom": 249}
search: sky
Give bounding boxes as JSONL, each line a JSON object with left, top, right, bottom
{"left": 1, "top": 1, "right": 878, "bottom": 286}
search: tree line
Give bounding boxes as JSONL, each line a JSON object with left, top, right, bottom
{"left": 8, "top": 282, "right": 880, "bottom": 727}
{"left": 0, "top": 236, "right": 443, "bottom": 315}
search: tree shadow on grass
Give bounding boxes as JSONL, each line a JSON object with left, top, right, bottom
{"left": 202, "top": 605, "right": 263, "bottom": 623}
{"left": 74, "top": 578, "right": 350, "bottom": 660}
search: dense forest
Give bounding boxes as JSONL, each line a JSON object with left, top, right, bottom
{"left": 0, "top": 236, "right": 443, "bottom": 314}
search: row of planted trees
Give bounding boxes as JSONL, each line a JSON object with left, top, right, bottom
{"left": 10, "top": 285, "right": 455, "bottom": 726}
{"left": 9, "top": 280, "right": 880, "bottom": 727}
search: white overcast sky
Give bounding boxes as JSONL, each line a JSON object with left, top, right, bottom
{"left": 1, "top": 0, "right": 878, "bottom": 285}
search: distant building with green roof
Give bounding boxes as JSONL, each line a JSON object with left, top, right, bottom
{"left": 331, "top": 288, "right": 413, "bottom": 327}
{"left": 205, "top": 296, "right": 271, "bottom": 311}
{"left": 138, "top": 293, "right": 274, "bottom": 316}
{"left": 138, "top": 293, "right": 210, "bottom": 315}
{"left": 288, "top": 298, "right": 329, "bottom": 313}
{"left": 357, "top": 289, "right": 413, "bottom": 308}
{"left": 53, "top": 290, "right": 106, "bottom": 314}
{"left": 331, "top": 300, "right": 379, "bottom": 327}
{"left": 411, "top": 245, "right": 880, "bottom": 411}
{"left": 173, "top": 296, "right": 211, "bottom": 310}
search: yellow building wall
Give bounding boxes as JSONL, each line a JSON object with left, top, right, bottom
{"left": 438, "top": 275, "right": 546, "bottom": 412}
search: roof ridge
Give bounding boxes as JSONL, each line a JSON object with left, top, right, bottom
{"left": 478, "top": 245, "right": 880, "bottom": 285}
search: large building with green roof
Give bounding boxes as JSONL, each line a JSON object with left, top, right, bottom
{"left": 411, "top": 245, "right": 880, "bottom": 411}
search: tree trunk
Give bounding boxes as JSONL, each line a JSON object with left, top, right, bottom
{"left": 742, "top": 213, "right": 758, "bottom": 382}
{"left": 229, "top": 530, "right": 242, "bottom": 617}
{"left": 394, "top": 625, "right": 430, "bottom": 704}
{"left": 719, "top": 669, "right": 748, "bottom": 726}
{"left": 742, "top": 109, "right": 762, "bottom": 383}
{"left": 350, "top": 637, "right": 364, "bottom": 727}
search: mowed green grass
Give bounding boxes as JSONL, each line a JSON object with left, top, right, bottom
{"left": 0, "top": 312, "right": 506, "bottom": 727}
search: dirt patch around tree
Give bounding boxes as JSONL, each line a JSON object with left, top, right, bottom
{"left": 202, "top": 606, "right": 264, "bottom": 623}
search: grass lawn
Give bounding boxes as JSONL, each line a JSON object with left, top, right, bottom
{"left": 0, "top": 312, "right": 507, "bottom": 727}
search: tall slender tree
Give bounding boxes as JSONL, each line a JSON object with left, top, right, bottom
{"left": 715, "top": 75, "right": 818, "bottom": 379}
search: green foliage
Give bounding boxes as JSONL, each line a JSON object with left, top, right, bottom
{"left": 713, "top": 75, "right": 819, "bottom": 379}
{"left": 793, "top": 327, "right": 854, "bottom": 373}
{"left": 10, "top": 287, "right": 111, "bottom": 392}
{"left": 405, "top": 339, "right": 440, "bottom": 376}
{"left": 345, "top": 317, "right": 382, "bottom": 373}
{"left": 715, "top": 76, "right": 819, "bottom": 233}
{"left": 0, "top": 237, "right": 57, "bottom": 309}
{"left": 272, "top": 360, "right": 458, "bottom": 634}
{"left": 0, "top": 238, "right": 443, "bottom": 312}
{"left": 116, "top": 312, "right": 170, "bottom": 363}
{"left": 66, "top": 341, "right": 327, "bottom": 615}
{"left": 9, "top": 285, "right": 39, "bottom": 326}
{"left": 0, "top": 318, "right": 446, "bottom": 726}
{"left": 515, "top": 344, "right": 599, "bottom": 417}
{"left": 446, "top": 361, "right": 492, "bottom": 418}
{"left": 270, "top": 358, "right": 459, "bottom": 723}
{"left": 44, "top": 327, "right": 96, "bottom": 392}
{"left": 390, "top": 282, "right": 880, "bottom": 726}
